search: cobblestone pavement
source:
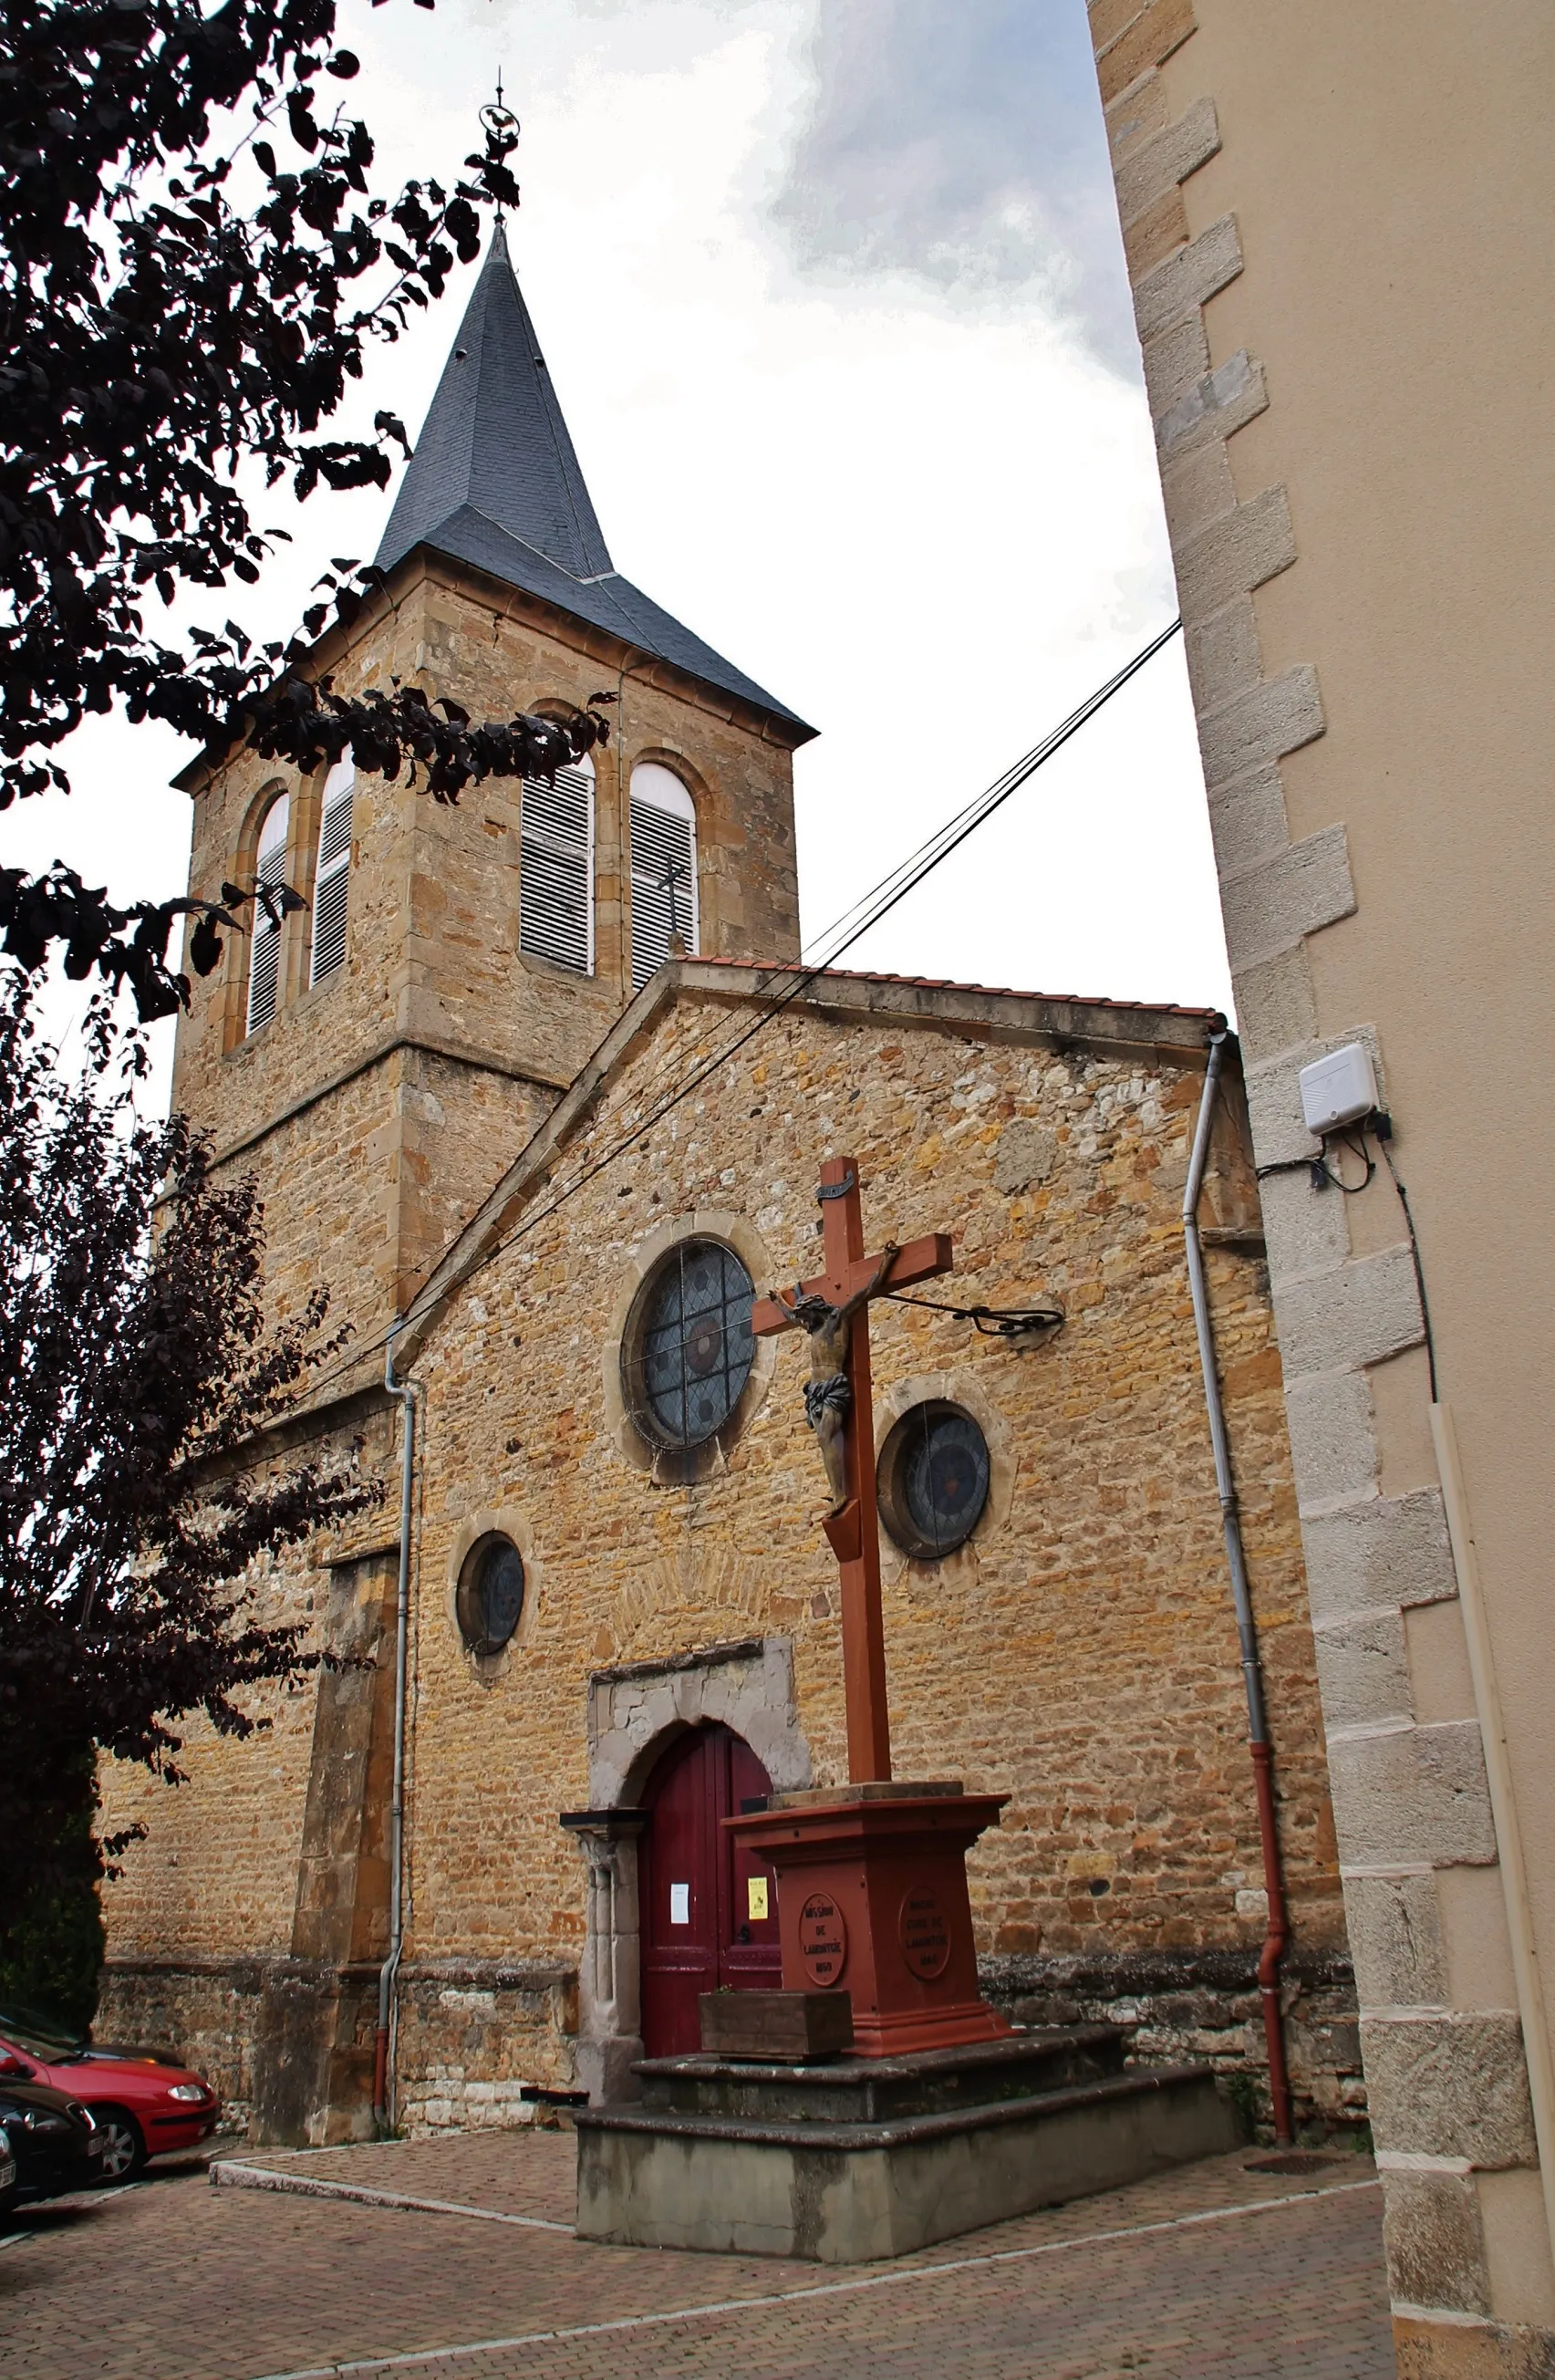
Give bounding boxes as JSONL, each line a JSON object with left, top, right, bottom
{"left": 0, "top": 2135, "right": 1392, "bottom": 2380}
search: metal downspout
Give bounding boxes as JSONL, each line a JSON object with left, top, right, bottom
{"left": 373, "top": 1327, "right": 417, "bottom": 2133}
{"left": 1184, "top": 1027, "right": 1295, "bottom": 2146}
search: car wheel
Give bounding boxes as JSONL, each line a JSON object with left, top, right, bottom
{"left": 91, "top": 2109, "right": 147, "bottom": 2183}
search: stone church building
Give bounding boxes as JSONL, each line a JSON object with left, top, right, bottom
{"left": 100, "top": 229, "right": 1360, "bottom": 2146}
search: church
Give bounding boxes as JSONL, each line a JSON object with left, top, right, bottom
{"left": 98, "top": 227, "right": 1361, "bottom": 2148}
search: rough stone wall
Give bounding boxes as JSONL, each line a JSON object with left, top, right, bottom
{"left": 168, "top": 556, "right": 803, "bottom": 1369}
{"left": 1085, "top": 1, "right": 1550, "bottom": 2361}
{"left": 394, "top": 979, "right": 1347, "bottom": 2128}
{"left": 984, "top": 1945, "right": 1362, "bottom": 2133}
{"left": 104, "top": 975, "right": 1355, "bottom": 2142}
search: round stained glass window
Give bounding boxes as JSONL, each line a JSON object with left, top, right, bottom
{"left": 455, "top": 1533, "right": 525, "bottom": 1655}
{"left": 876, "top": 1402, "right": 991, "bottom": 1562}
{"left": 632, "top": 1239, "right": 756, "bottom": 1449}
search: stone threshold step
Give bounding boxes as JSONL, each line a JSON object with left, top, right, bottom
{"left": 580, "top": 2063, "right": 1212, "bottom": 2156}
{"left": 643, "top": 2021, "right": 1124, "bottom": 2089}
{"left": 636, "top": 2022, "right": 1127, "bottom": 2124}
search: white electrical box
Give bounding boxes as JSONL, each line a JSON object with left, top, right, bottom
{"left": 1299, "top": 1042, "right": 1378, "bottom": 1137}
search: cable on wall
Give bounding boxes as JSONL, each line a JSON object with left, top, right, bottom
{"left": 282, "top": 618, "right": 1185, "bottom": 1417}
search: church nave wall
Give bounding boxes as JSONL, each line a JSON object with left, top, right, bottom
{"left": 387, "top": 975, "right": 1354, "bottom": 2136}
{"left": 104, "top": 972, "right": 1360, "bottom": 2143}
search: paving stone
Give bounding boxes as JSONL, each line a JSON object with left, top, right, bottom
{"left": 0, "top": 2136, "right": 1392, "bottom": 2380}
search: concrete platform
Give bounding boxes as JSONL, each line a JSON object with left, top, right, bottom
{"left": 575, "top": 2027, "right": 1244, "bottom": 2262}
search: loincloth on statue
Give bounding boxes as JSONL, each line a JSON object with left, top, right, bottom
{"left": 804, "top": 1372, "right": 852, "bottom": 1429}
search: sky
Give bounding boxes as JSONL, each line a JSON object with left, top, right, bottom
{"left": 5, "top": 0, "right": 1231, "bottom": 1103}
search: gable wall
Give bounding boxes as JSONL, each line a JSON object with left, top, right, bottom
{"left": 399, "top": 990, "right": 1345, "bottom": 2109}
{"left": 103, "top": 985, "right": 1353, "bottom": 2140}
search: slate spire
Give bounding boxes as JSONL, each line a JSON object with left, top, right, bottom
{"left": 376, "top": 223, "right": 612, "bottom": 584}
{"left": 374, "top": 228, "right": 813, "bottom": 738}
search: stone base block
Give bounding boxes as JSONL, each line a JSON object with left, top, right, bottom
{"left": 575, "top": 2057, "right": 1242, "bottom": 2262}
{"left": 699, "top": 1990, "right": 854, "bottom": 2062}
{"left": 1393, "top": 2312, "right": 1555, "bottom": 2380}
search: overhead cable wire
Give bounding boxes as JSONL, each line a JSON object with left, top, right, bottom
{"left": 287, "top": 616, "right": 1185, "bottom": 1414}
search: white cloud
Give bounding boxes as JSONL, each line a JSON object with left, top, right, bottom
{"left": 769, "top": 0, "right": 1139, "bottom": 370}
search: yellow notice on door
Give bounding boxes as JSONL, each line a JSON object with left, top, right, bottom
{"left": 746, "top": 1876, "right": 769, "bottom": 1922}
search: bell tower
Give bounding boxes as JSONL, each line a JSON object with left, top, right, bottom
{"left": 169, "top": 226, "right": 814, "bottom": 1367}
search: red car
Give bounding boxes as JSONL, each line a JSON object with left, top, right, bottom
{"left": 0, "top": 2017, "right": 221, "bottom": 2181}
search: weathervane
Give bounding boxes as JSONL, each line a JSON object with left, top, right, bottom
{"left": 480, "top": 71, "right": 521, "bottom": 218}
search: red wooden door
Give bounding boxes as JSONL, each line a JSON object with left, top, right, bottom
{"left": 639, "top": 1724, "right": 782, "bottom": 2056}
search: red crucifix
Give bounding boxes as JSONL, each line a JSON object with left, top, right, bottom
{"left": 752, "top": 1157, "right": 952, "bottom": 1783}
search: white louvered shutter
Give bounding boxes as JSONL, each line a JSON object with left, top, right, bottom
{"left": 629, "top": 764, "right": 698, "bottom": 991}
{"left": 519, "top": 758, "right": 595, "bottom": 973}
{"left": 309, "top": 756, "right": 355, "bottom": 985}
{"left": 245, "top": 793, "right": 290, "bottom": 1036}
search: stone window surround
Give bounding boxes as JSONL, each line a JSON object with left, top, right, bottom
{"left": 223, "top": 775, "right": 292, "bottom": 1054}
{"left": 219, "top": 764, "right": 341, "bottom": 1055}
{"left": 565, "top": 1635, "right": 812, "bottom": 2104}
{"left": 445, "top": 1507, "right": 542, "bottom": 1683}
{"left": 602, "top": 1207, "right": 778, "bottom": 1486}
{"left": 873, "top": 1368, "right": 1017, "bottom": 1580}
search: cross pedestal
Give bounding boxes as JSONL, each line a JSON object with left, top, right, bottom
{"left": 728, "top": 1157, "right": 1010, "bottom": 2057}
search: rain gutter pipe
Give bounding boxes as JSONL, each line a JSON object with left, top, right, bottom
{"left": 373, "top": 1325, "right": 417, "bottom": 2133}
{"left": 1184, "top": 1025, "right": 1295, "bottom": 2146}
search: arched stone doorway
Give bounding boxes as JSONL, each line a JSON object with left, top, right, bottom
{"left": 639, "top": 1724, "right": 781, "bottom": 2056}
{"left": 563, "top": 1636, "right": 812, "bottom": 2103}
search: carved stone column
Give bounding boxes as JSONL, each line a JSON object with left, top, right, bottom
{"left": 560, "top": 1809, "right": 648, "bottom": 2105}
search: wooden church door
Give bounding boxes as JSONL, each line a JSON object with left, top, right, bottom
{"left": 638, "top": 1724, "right": 782, "bottom": 2056}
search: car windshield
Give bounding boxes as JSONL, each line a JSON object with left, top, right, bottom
{"left": 0, "top": 2004, "right": 84, "bottom": 2055}
{"left": 0, "top": 2023, "right": 83, "bottom": 2062}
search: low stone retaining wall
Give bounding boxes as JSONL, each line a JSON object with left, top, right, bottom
{"left": 99, "top": 1944, "right": 1359, "bottom": 2146}
{"left": 98, "top": 1955, "right": 577, "bottom": 2145}
{"left": 980, "top": 1947, "right": 1364, "bottom": 2139}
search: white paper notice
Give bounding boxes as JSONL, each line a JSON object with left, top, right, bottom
{"left": 669, "top": 1882, "right": 690, "bottom": 1925}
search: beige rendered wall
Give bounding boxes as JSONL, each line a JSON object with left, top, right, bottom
{"left": 1087, "top": 2, "right": 1555, "bottom": 2366}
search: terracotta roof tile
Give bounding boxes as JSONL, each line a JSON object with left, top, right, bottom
{"left": 691, "top": 954, "right": 1221, "bottom": 1024}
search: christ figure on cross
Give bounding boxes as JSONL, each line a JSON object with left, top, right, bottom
{"left": 752, "top": 1159, "right": 953, "bottom": 1782}
{"left": 770, "top": 1244, "right": 899, "bottom": 1516}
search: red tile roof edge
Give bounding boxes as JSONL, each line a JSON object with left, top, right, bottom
{"left": 689, "top": 955, "right": 1224, "bottom": 1024}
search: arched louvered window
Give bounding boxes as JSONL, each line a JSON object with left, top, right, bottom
{"left": 245, "top": 792, "right": 290, "bottom": 1037}
{"left": 309, "top": 755, "right": 355, "bottom": 986}
{"left": 629, "top": 763, "right": 698, "bottom": 991}
{"left": 519, "top": 750, "right": 595, "bottom": 974}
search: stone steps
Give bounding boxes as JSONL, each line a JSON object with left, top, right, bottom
{"left": 575, "top": 2025, "right": 1245, "bottom": 2262}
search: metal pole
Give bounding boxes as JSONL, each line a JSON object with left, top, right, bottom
{"left": 373, "top": 1327, "right": 417, "bottom": 2133}
{"left": 1184, "top": 1028, "right": 1294, "bottom": 2145}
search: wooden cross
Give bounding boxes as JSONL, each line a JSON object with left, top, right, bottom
{"left": 752, "top": 1157, "right": 952, "bottom": 1782}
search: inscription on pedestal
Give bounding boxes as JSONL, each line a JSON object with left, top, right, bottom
{"left": 898, "top": 1885, "right": 951, "bottom": 1980}
{"left": 799, "top": 1891, "right": 848, "bottom": 1987}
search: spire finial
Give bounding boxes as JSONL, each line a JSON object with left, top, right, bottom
{"left": 480, "top": 73, "right": 521, "bottom": 221}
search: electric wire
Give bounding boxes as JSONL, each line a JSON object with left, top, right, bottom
{"left": 280, "top": 617, "right": 1185, "bottom": 1419}
{"left": 1377, "top": 1132, "right": 1439, "bottom": 1400}
{"left": 1259, "top": 1117, "right": 1439, "bottom": 1397}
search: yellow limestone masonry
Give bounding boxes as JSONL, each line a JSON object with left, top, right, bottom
{"left": 101, "top": 968, "right": 1357, "bottom": 2142}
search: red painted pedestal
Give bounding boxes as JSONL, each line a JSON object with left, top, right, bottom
{"left": 724, "top": 1783, "right": 1011, "bottom": 2059}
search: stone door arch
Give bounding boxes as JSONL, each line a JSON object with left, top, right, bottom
{"left": 562, "top": 1637, "right": 811, "bottom": 2103}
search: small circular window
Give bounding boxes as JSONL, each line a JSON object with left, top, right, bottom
{"left": 455, "top": 1533, "right": 525, "bottom": 1655}
{"left": 876, "top": 1402, "right": 991, "bottom": 1561}
{"left": 627, "top": 1238, "right": 755, "bottom": 1450}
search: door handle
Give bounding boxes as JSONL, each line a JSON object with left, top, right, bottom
{"left": 737, "top": 1923, "right": 752, "bottom": 1945}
